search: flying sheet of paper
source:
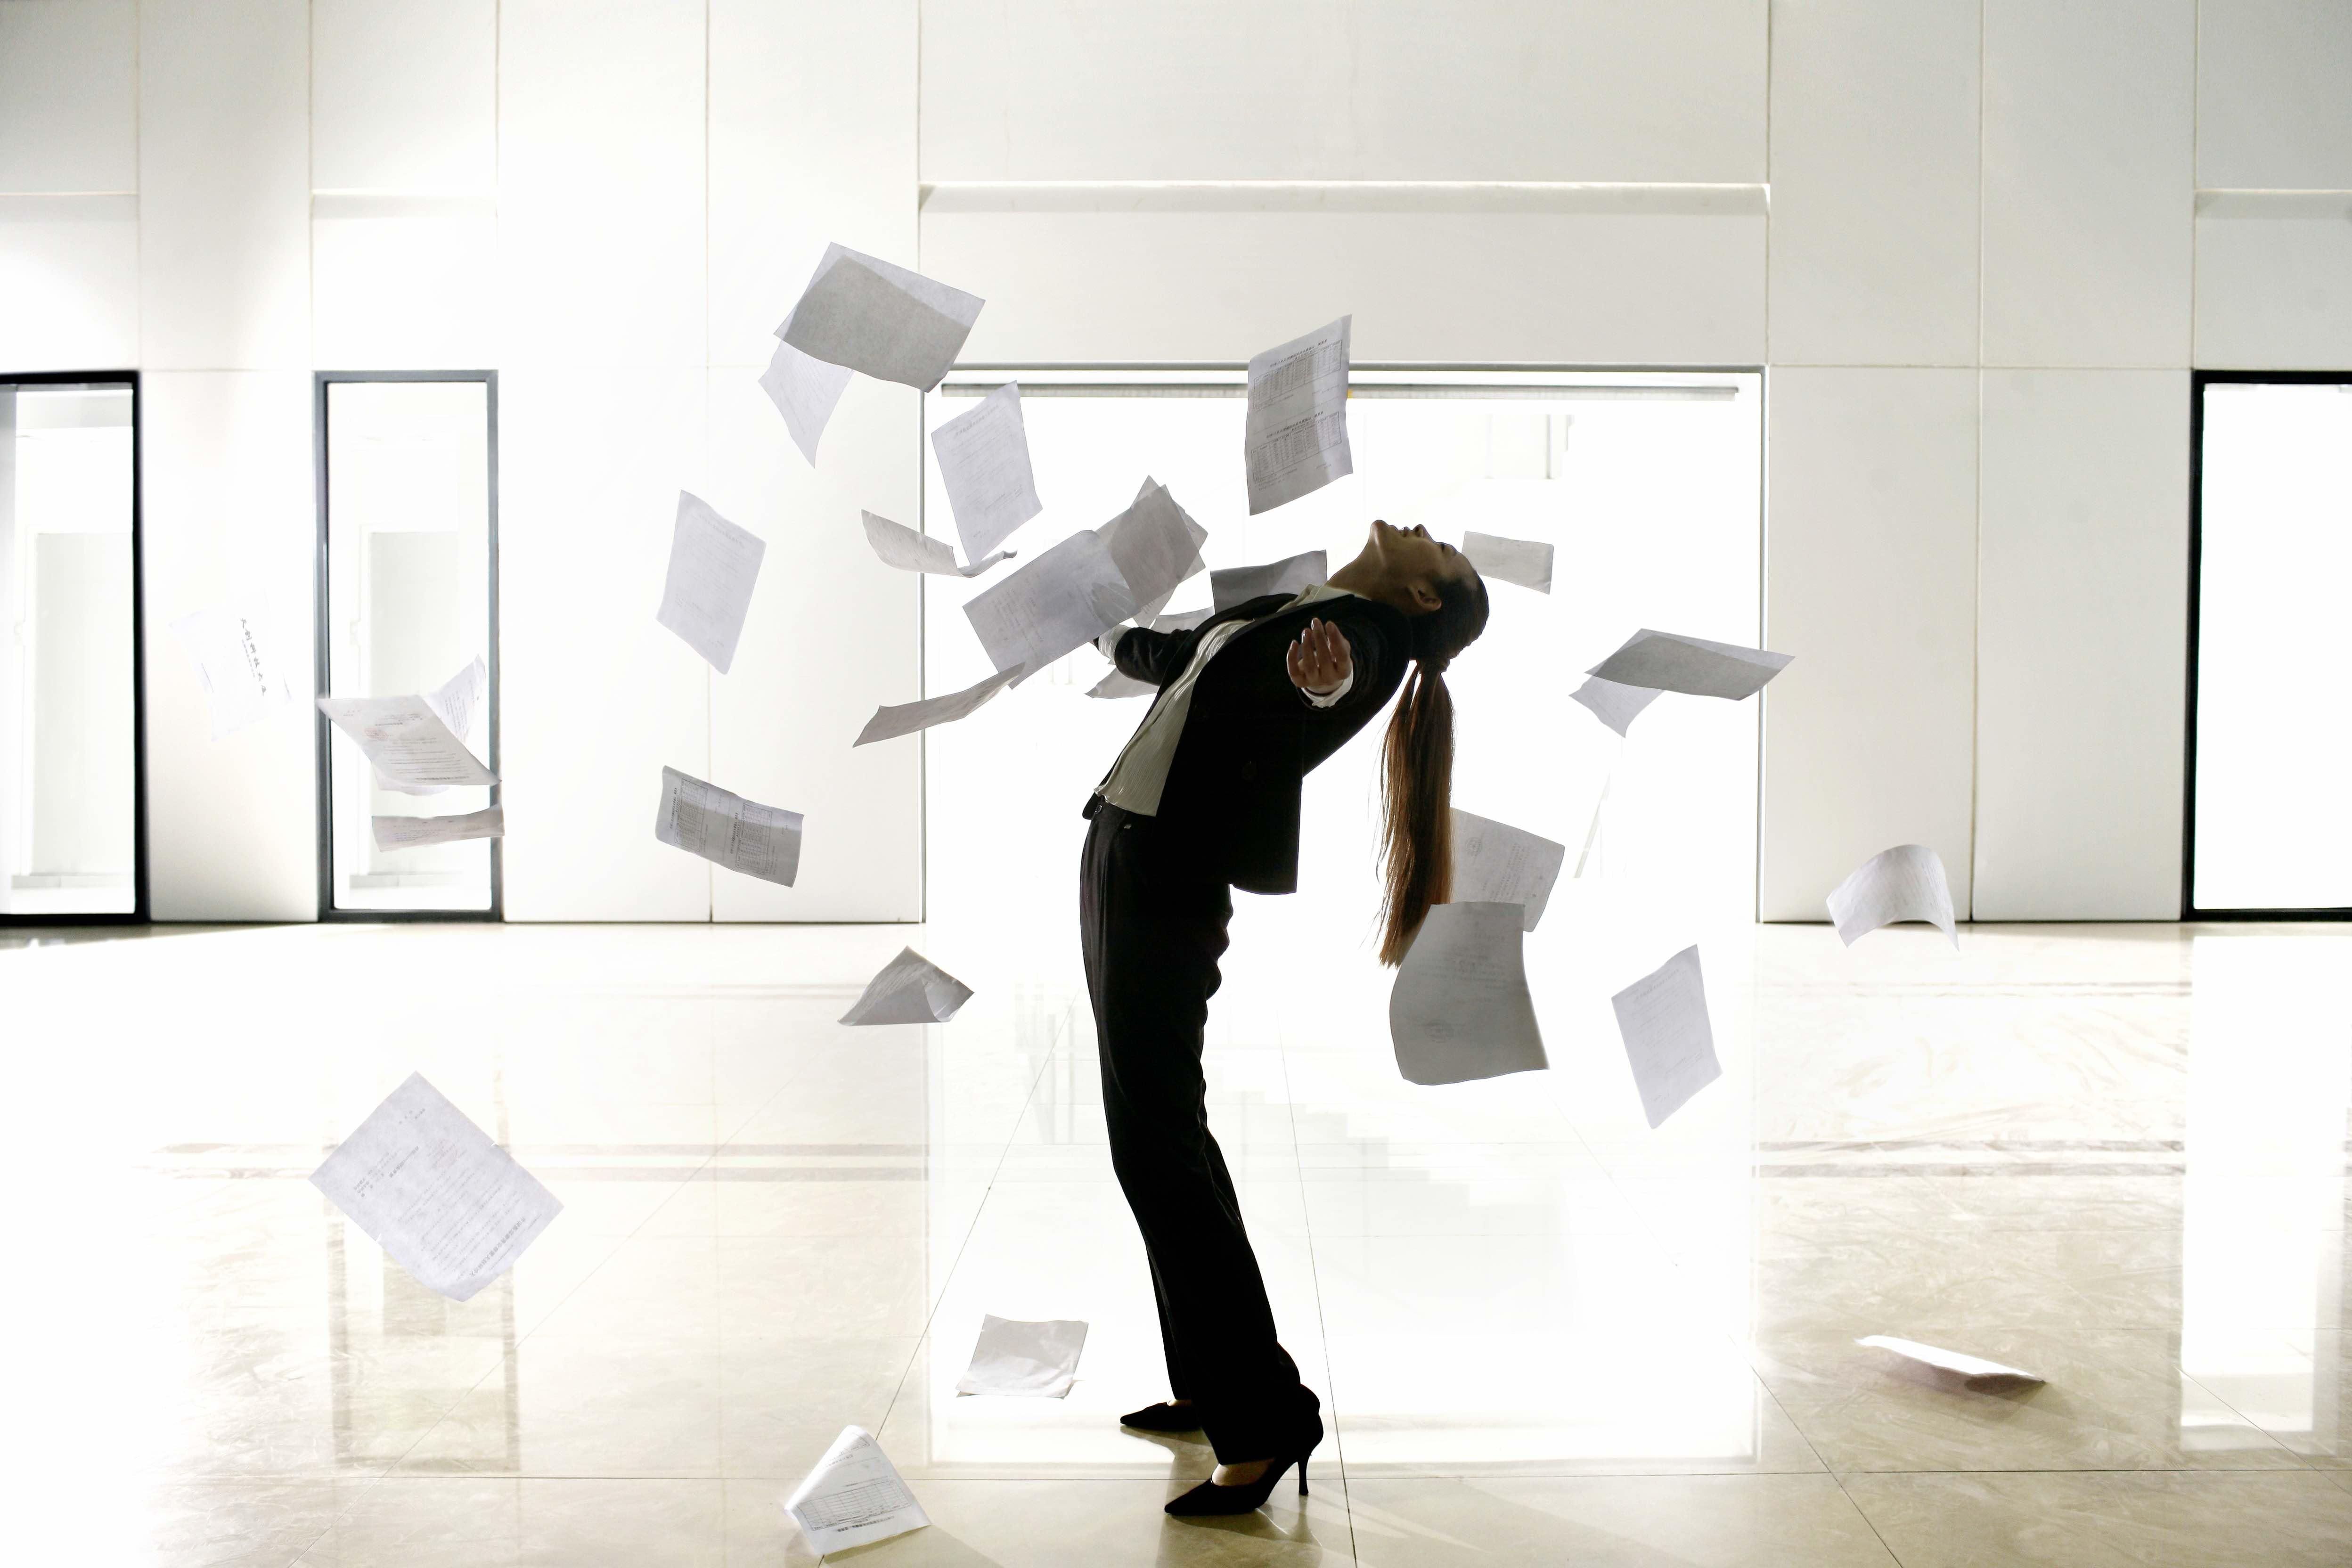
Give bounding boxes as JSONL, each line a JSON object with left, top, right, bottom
{"left": 1210, "top": 549, "right": 1328, "bottom": 613}
{"left": 1570, "top": 675, "right": 1661, "bottom": 737}
{"left": 1857, "top": 1336, "right": 2042, "bottom": 1387}
{"left": 373, "top": 806, "right": 504, "bottom": 853}
{"left": 778, "top": 243, "right": 982, "bottom": 392}
{"left": 319, "top": 696, "right": 496, "bottom": 790}
{"left": 784, "top": 1426, "right": 929, "bottom": 1554}
{"left": 957, "top": 1315, "right": 1089, "bottom": 1398}
{"left": 1463, "top": 531, "right": 1553, "bottom": 594}
{"left": 759, "top": 322, "right": 853, "bottom": 466}
{"left": 963, "top": 530, "right": 1139, "bottom": 678}
{"left": 1097, "top": 478, "right": 1208, "bottom": 623}
{"left": 1586, "top": 628, "right": 1792, "bottom": 701}
{"left": 170, "top": 609, "right": 294, "bottom": 740}
{"left": 930, "top": 383, "right": 1044, "bottom": 562}
{"left": 840, "top": 947, "right": 975, "bottom": 1025}
{"left": 1245, "top": 315, "right": 1353, "bottom": 514}
{"left": 1826, "top": 843, "right": 1958, "bottom": 947}
{"left": 1388, "top": 901, "right": 1548, "bottom": 1086}
{"left": 379, "top": 656, "right": 489, "bottom": 798}
{"left": 860, "top": 510, "right": 1011, "bottom": 578}
{"left": 654, "top": 766, "right": 802, "bottom": 886}
{"left": 854, "top": 665, "right": 1024, "bottom": 747}
{"left": 1612, "top": 945, "right": 1721, "bottom": 1129}
{"left": 1086, "top": 669, "right": 1156, "bottom": 700}
{"left": 1450, "top": 809, "right": 1568, "bottom": 932}
{"left": 310, "top": 1072, "right": 562, "bottom": 1302}
{"left": 1152, "top": 606, "right": 1212, "bottom": 634}
{"left": 655, "top": 491, "right": 766, "bottom": 675}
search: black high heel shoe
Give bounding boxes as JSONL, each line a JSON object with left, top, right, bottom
{"left": 1121, "top": 1401, "right": 1205, "bottom": 1434}
{"left": 1163, "top": 1449, "right": 1313, "bottom": 1516}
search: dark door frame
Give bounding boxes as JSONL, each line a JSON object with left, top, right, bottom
{"left": 312, "top": 370, "right": 501, "bottom": 923}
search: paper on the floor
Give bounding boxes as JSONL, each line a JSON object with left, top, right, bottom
{"left": 957, "top": 1315, "right": 1089, "bottom": 1398}
{"left": 930, "top": 383, "right": 1043, "bottom": 562}
{"left": 1586, "top": 628, "right": 1791, "bottom": 701}
{"left": 1210, "top": 549, "right": 1329, "bottom": 613}
{"left": 1827, "top": 843, "right": 1959, "bottom": 948}
{"left": 655, "top": 491, "right": 766, "bottom": 676}
{"left": 1449, "top": 809, "right": 1567, "bottom": 931}
{"left": 170, "top": 608, "right": 294, "bottom": 740}
{"left": 759, "top": 321, "right": 852, "bottom": 465}
{"left": 861, "top": 510, "right": 1011, "bottom": 578}
{"left": 377, "top": 656, "right": 488, "bottom": 797}
{"left": 854, "top": 666, "right": 1025, "bottom": 746}
{"left": 1389, "top": 901, "right": 1548, "bottom": 1086}
{"left": 319, "top": 695, "right": 496, "bottom": 791}
{"left": 1857, "top": 1336, "right": 2042, "bottom": 1387}
{"left": 654, "top": 766, "right": 802, "bottom": 886}
{"left": 1097, "top": 477, "right": 1208, "bottom": 624}
{"left": 1462, "top": 531, "right": 1553, "bottom": 593}
{"left": 1611, "top": 945, "right": 1721, "bottom": 1129}
{"left": 784, "top": 1426, "right": 929, "bottom": 1553}
{"left": 840, "top": 947, "right": 974, "bottom": 1025}
{"left": 1570, "top": 675, "right": 1661, "bottom": 738}
{"left": 1245, "top": 315, "right": 1353, "bottom": 514}
{"left": 963, "top": 529, "right": 1139, "bottom": 678}
{"left": 310, "top": 1072, "right": 562, "bottom": 1302}
{"left": 778, "top": 242, "right": 982, "bottom": 392}
{"left": 373, "top": 806, "right": 504, "bottom": 853}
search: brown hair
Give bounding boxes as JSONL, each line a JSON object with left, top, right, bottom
{"left": 1377, "top": 570, "right": 1490, "bottom": 964}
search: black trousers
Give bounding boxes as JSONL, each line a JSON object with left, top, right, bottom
{"left": 1079, "top": 801, "right": 1319, "bottom": 1462}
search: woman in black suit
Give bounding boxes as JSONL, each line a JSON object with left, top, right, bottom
{"left": 1083, "top": 518, "right": 1489, "bottom": 1516}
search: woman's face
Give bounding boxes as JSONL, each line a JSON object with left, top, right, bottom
{"left": 1370, "top": 519, "right": 1476, "bottom": 609}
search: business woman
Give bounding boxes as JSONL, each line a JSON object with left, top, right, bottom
{"left": 1082, "top": 518, "right": 1489, "bottom": 1517}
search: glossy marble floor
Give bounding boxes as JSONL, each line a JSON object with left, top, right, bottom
{"left": 8, "top": 914, "right": 2351, "bottom": 1565}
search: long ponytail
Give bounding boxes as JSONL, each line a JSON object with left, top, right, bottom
{"left": 1376, "top": 571, "right": 1490, "bottom": 965}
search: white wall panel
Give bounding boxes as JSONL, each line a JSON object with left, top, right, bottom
{"left": 140, "top": 372, "right": 317, "bottom": 921}
{"left": 918, "top": 0, "right": 1765, "bottom": 183}
{"left": 0, "top": 0, "right": 136, "bottom": 193}
{"left": 0, "top": 197, "right": 139, "bottom": 369}
{"left": 138, "top": 0, "right": 311, "bottom": 370}
{"left": 1975, "top": 370, "right": 2186, "bottom": 920}
{"left": 2194, "top": 194, "right": 2352, "bottom": 369}
{"left": 2197, "top": 0, "right": 2352, "bottom": 190}
{"left": 1980, "top": 0, "right": 2192, "bottom": 367}
{"left": 1767, "top": 0, "right": 1980, "bottom": 365}
{"left": 1761, "top": 368, "right": 1976, "bottom": 922}
{"left": 497, "top": 0, "right": 705, "bottom": 370}
{"left": 923, "top": 196, "right": 1767, "bottom": 366}
{"left": 496, "top": 368, "right": 711, "bottom": 921}
{"left": 311, "top": 0, "right": 496, "bottom": 193}
{"left": 311, "top": 200, "right": 498, "bottom": 369}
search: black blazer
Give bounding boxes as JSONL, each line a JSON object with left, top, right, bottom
{"left": 1097, "top": 591, "right": 1412, "bottom": 894}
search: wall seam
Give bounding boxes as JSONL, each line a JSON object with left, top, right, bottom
{"left": 1969, "top": 0, "right": 1987, "bottom": 923}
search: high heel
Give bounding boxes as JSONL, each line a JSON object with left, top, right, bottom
{"left": 1119, "top": 1401, "right": 1204, "bottom": 1434}
{"left": 1163, "top": 1449, "right": 1314, "bottom": 1516}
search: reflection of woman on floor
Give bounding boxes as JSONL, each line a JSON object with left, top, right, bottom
{"left": 1081, "top": 518, "right": 1490, "bottom": 1516}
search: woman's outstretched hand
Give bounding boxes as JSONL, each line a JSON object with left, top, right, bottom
{"left": 1286, "top": 618, "right": 1353, "bottom": 696}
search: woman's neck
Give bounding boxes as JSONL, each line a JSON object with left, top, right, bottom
{"left": 1327, "top": 554, "right": 1413, "bottom": 612}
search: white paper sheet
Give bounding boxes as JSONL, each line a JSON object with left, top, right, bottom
{"left": 1097, "top": 478, "right": 1208, "bottom": 623}
{"left": 1245, "top": 315, "right": 1353, "bottom": 514}
{"left": 1210, "top": 549, "right": 1328, "bottom": 613}
{"left": 860, "top": 510, "right": 1011, "bottom": 578}
{"left": 840, "top": 947, "right": 974, "bottom": 1025}
{"left": 963, "top": 530, "right": 1139, "bottom": 678}
{"left": 1449, "top": 809, "right": 1567, "bottom": 931}
{"left": 373, "top": 806, "right": 504, "bottom": 852}
{"left": 759, "top": 322, "right": 853, "bottom": 466}
{"left": 1857, "top": 1336, "right": 2042, "bottom": 1387}
{"left": 310, "top": 1072, "right": 562, "bottom": 1302}
{"left": 1570, "top": 675, "right": 1661, "bottom": 737}
{"left": 654, "top": 766, "right": 802, "bottom": 886}
{"left": 1586, "top": 628, "right": 1792, "bottom": 701}
{"left": 379, "top": 656, "right": 489, "bottom": 798}
{"left": 169, "top": 608, "right": 294, "bottom": 740}
{"left": 1152, "top": 606, "right": 1212, "bottom": 634}
{"left": 319, "top": 695, "right": 497, "bottom": 790}
{"left": 957, "top": 1315, "right": 1089, "bottom": 1398}
{"left": 1611, "top": 945, "right": 1721, "bottom": 1129}
{"left": 854, "top": 666, "right": 1024, "bottom": 747}
{"left": 1462, "top": 531, "right": 1553, "bottom": 593}
{"left": 930, "top": 383, "right": 1043, "bottom": 562}
{"left": 1826, "top": 843, "right": 1958, "bottom": 947}
{"left": 1086, "top": 669, "right": 1157, "bottom": 700}
{"left": 655, "top": 491, "right": 766, "bottom": 675}
{"left": 778, "top": 242, "right": 982, "bottom": 392}
{"left": 784, "top": 1426, "right": 929, "bottom": 1554}
{"left": 1388, "top": 901, "right": 1548, "bottom": 1086}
